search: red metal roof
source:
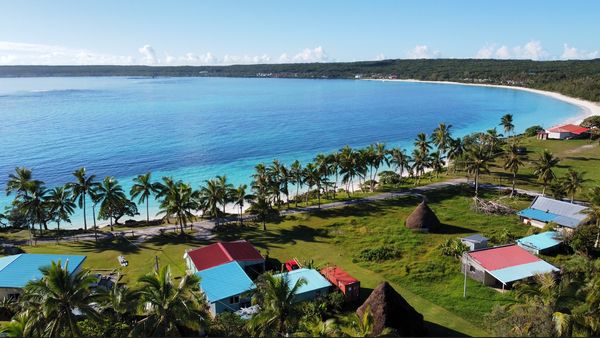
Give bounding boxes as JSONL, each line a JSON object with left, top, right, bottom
{"left": 467, "top": 245, "right": 540, "bottom": 271}
{"left": 187, "top": 240, "right": 263, "bottom": 271}
{"left": 320, "top": 266, "right": 359, "bottom": 285}
{"left": 547, "top": 124, "right": 590, "bottom": 135}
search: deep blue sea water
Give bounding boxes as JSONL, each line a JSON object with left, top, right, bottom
{"left": 0, "top": 77, "right": 582, "bottom": 228}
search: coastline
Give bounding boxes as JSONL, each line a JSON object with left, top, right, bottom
{"left": 369, "top": 79, "right": 600, "bottom": 126}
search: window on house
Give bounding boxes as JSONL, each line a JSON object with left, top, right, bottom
{"left": 469, "top": 265, "right": 476, "bottom": 272}
{"left": 229, "top": 295, "right": 240, "bottom": 304}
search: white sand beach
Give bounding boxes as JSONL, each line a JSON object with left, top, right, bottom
{"left": 371, "top": 79, "right": 600, "bottom": 126}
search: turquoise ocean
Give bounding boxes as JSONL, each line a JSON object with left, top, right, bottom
{"left": 0, "top": 77, "right": 582, "bottom": 228}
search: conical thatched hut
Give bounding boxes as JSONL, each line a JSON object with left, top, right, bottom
{"left": 356, "top": 282, "right": 427, "bottom": 336}
{"left": 405, "top": 200, "right": 440, "bottom": 232}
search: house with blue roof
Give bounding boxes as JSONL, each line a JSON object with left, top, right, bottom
{"left": 196, "top": 261, "right": 255, "bottom": 316}
{"left": 0, "top": 254, "right": 86, "bottom": 299}
{"left": 518, "top": 196, "right": 588, "bottom": 230}
{"left": 517, "top": 231, "right": 563, "bottom": 255}
{"left": 273, "top": 268, "right": 331, "bottom": 302}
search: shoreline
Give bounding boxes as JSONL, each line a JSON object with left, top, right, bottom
{"left": 369, "top": 79, "right": 600, "bottom": 126}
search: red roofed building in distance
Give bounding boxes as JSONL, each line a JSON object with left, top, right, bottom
{"left": 320, "top": 266, "right": 360, "bottom": 301}
{"left": 184, "top": 240, "right": 265, "bottom": 275}
{"left": 538, "top": 124, "right": 590, "bottom": 140}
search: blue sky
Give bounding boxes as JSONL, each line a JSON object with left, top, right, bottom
{"left": 0, "top": 0, "right": 598, "bottom": 65}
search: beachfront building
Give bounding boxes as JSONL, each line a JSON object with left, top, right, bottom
{"left": 320, "top": 266, "right": 360, "bottom": 302}
{"left": 460, "top": 234, "right": 488, "bottom": 251}
{"left": 0, "top": 254, "right": 87, "bottom": 298}
{"left": 517, "top": 231, "right": 563, "bottom": 255}
{"left": 196, "top": 261, "right": 256, "bottom": 316}
{"left": 517, "top": 196, "right": 588, "bottom": 230}
{"left": 537, "top": 124, "right": 590, "bottom": 140}
{"left": 183, "top": 240, "right": 265, "bottom": 276}
{"left": 273, "top": 268, "right": 331, "bottom": 302}
{"left": 461, "top": 245, "right": 559, "bottom": 289}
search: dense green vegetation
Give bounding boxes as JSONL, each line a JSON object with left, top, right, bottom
{"left": 1, "top": 58, "right": 600, "bottom": 101}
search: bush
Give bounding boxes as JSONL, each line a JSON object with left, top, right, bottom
{"left": 524, "top": 125, "right": 544, "bottom": 137}
{"left": 379, "top": 171, "right": 402, "bottom": 185}
{"left": 208, "top": 312, "right": 248, "bottom": 337}
{"left": 439, "top": 238, "right": 469, "bottom": 258}
{"left": 359, "top": 245, "right": 401, "bottom": 261}
{"left": 580, "top": 115, "right": 600, "bottom": 129}
{"left": 565, "top": 223, "right": 599, "bottom": 256}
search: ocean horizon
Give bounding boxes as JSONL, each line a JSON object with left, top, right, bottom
{"left": 0, "top": 76, "right": 583, "bottom": 229}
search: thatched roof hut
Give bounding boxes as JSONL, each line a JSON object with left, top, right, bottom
{"left": 405, "top": 200, "right": 440, "bottom": 232}
{"left": 356, "top": 282, "right": 427, "bottom": 336}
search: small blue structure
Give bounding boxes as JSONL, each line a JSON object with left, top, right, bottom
{"left": 196, "top": 261, "right": 255, "bottom": 316}
{"left": 274, "top": 268, "right": 331, "bottom": 302}
{"left": 461, "top": 234, "right": 488, "bottom": 251}
{"left": 0, "top": 254, "right": 86, "bottom": 298}
{"left": 517, "top": 231, "right": 563, "bottom": 255}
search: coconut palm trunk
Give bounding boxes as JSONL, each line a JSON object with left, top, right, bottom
{"left": 511, "top": 171, "right": 517, "bottom": 197}
{"left": 82, "top": 193, "right": 87, "bottom": 231}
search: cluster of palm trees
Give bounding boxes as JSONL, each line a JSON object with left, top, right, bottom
{"left": 2, "top": 263, "right": 207, "bottom": 337}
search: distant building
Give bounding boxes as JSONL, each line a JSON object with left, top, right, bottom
{"left": 517, "top": 196, "right": 588, "bottom": 230}
{"left": 320, "top": 266, "right": 360, "bottom": 302}
{"left": 462, "top": 245, "right": 559, "bottom": 289}
{"left": 273, "top": 268, "right": 331, "bottom": 302}
{"left": 460, "top": 234, "right": 488, "bottom": 251}
{"left": 196, "top": 261, "right": 255, "bottom": 316}
{"left": 183, "top": 240, "right": 265, "bottom": 275}
{"left": 538, "top": 124, "right": 590, "bottom": 140}
{"left": 0, "top": 254, "right": 86, "bottom": 298}
{"left": 517, "top": 231, "right": 563, "bottom": 255}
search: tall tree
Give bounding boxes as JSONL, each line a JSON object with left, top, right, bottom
{"left": 94, "top": 177, "right": 127, "bottom": 231}
{"left": 500, "top": 114, "right": 515, "bottom": 139}
{"left": 47, "top": 186, "right": 75, "bottom": 235}
{"left": 429, "top": 151, "right": 445, "bottom": 178}
{"left": 584, "top": 186, "right": 600, "bottom": 248}
{"left": 158, "top": 181, "right": 196, "bottom": 233}
{"left": 290, "top": 160, "right": 304, "bottom": 208}
{"left": 19, "top": 181, "right": 50, "bottom": 233}
{"left": 533, "top": 150, "right": 560, "bottom": 196}
{"left": 339, "top": 146, "right": 360, "bottom": 197}
{"left": 369, "top": 143, "right": 388, "bottom": 192}
{"left": 388, "top": 148, "right": 410, "bottom": 179}
{"left": 133, "top": 265, "right": 207, "bottom": 337}
{"left": 563, "top": 169, "right": 586, "bottom": 203}
{"left": 248, "top": 273, "right": 307, "bottom": 336}
{"left": 504, "top": 143, "right": 524, "bottom": 197}
{"left": 414, "top": 132, "right": 432, "bottom": 155}
{"left": 446, "top": 137, "right": 466, "bottom": 173}
{"left": 233, "top": 184, "right": 253, "bottom": 226}
{"left": 465, "top": 145, "right": 492, "bottom": 197}
{"left": 216, "top": 175, "right": 234, "bottom": 214}
{"left": 20, "top": 260, "right": 99, "bottom": 338}
{"left": 5, "top": 167, "right": 38, "bottom": 198}
{"left": 198, "top": 178, "right": 224, "bottom": 226}
{"left": 130, "top": 172, "right": 160, "bottom": 224}
{"left": 431, "top": 123, "right": 453, "bottom": 155}
{"left": 67, "top": 168, "right": 98, "bottom": 231}
{"left": 304, "top": 163, "right": 323, "bottom": 208}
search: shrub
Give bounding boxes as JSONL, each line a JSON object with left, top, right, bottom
{"left": 359, "top": 246, "right": 401, "bottom": 261}
{"left": 208, "top": 311, "right": 249, "bottom": 337}
{"left": 580, "top": 115, "right": 600, "bottom": 129}
{"left": 524, "top": 125, "right": 545, "bottom": 137}
{"left": 439, "top": 238, "right": 469, "bottom": 258}
{"left": 379, "top": 171, "right": 402, "bottom": 185}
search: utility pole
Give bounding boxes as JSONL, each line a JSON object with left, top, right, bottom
{"left": 155, "top": 255, "right": 159, "bottom": 272}
{"left": 463, "top": 255, "right": 467, "bottom": 298}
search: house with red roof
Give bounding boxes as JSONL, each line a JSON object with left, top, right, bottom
{"left": 461, "top": 244, "right": 558, "bottom": 289}
{"left": 538, "top": 124, "right": 590, "bottom": 140}
{"left": 183, "top": 240, "right": 265, "bottom": 275}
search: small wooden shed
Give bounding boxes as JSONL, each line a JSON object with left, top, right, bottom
{"left": 320, "top": 266, "right": 360, "bottom": 302}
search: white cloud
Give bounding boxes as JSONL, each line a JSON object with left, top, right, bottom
{"left": 138, "top": 44, "right": 158, "bottom": 65}
{"left": 474, "top": 40, "right": 549, "bottom": 60}
{"left": 405, "top": 45, "right": 441, "bottom": 59}
{"left": 0, "top": 41, "right": 135, "bottom": 65}
{"left": 561, "top": 44, "right": 599, "bottom": 60}
{"left": 291, "top": 46, "right": 329, "bottom": 62}
{"left": 375, "top": 53, "right": 385, "bottom": 61}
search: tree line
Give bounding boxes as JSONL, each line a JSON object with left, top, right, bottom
{"left": 1, "top": 114, "right": 595, "bottom": 235}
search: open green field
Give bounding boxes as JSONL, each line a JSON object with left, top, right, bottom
{"left": 17, "top": 185, "right": 541, "bottom": 336}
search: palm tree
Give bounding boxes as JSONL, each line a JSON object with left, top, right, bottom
{"left": 158, "top": 181, "right": 196, "bottom": 233}
{"left": 249, "top": 194, "right": 272, "bottom": 231}
{"left": 388, "top": 147, "right": 410, "bottom": 179}
{"left": 248, "top": 273, "right": 307, "bottom": 336}
{"left": 414, "top": 132, "right": 432, "bottom": 155}
{"left": 369, "top": 143, "right": 388, "bottom": 192}
{"left": 19, "top": 181, "right": 50, "bottom": 233}
{"left": 304, "top": 162, "right": 322, "bottom": 208}
{"left": 465, "top": 145, "right": 492, "bottom": 197}
{"left": 67, "top": 167, "right": 98, "bottom": 231}
{"left": 133, "top": 265, "right": 207, "bottom": 337}
{"left": 339, "top": 146, "right": 359, "bottom": 196}
{"left": 290, "top": 160, "right": 304, "bottom": 207}
{"left": 500, "top": 114, "right": 515, "bottom": 139}
{"left": 504, "top": 143, "right": 524, "bottom": 197}
{"left": 216, "top": 175, "right": 234, "bottom": 214}
{"left": 431, "top": 123, "right": 453, "bottom": 155}
{"left": 563, "top": 169, "right": 586, "bottom": 203}
{"left": 47, "top": 186, "right": 75, "bottom": 237}
{"left": 97, "top": 280, "right": 137, "bottom": 334}
{"left": 198, "top": 178, "right": 224, "bottom": 226}
{"left": 130, "top": 172, "right": 159, "bottom": 224}
{"left": 5, "top": 167, "right": 38, "bottom": 197}
{"left": 327, "top": 152, "right": 341, "bottom": 199}
{"left": 94, "top": 176, "right": 127, "bottom": 231}
{"left": 429, "top": 151, "right": 445, "bottom": 178}
{"left": 533, "top": 150, "right": 560, "bottom": 196}
{"left": 447, "top": 137, "right": 466, "bottom": 173}
{"left": 411, "top": 148, "right": 429, "bottom": 185}
{"left": 20, "top": 260, "right": 99, "bottom": 337}
{"left": 233, "top": 184, "right": 253, "bottom": 226}
{"left": 584, "top": 186, "right": 600, "bottom": 248}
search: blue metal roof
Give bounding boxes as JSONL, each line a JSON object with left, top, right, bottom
{"left": 0, "top": 254, "right": 87, "bottom": 288}
{"left": 274, "top": 268, "right": 331, "bottom": 295}
{"left": 517, "top": 231, "right": 563, "bottom": 251}
{"left": 196, "top": 261, "right": 255, "bottom": 302}
{"left": 488, "top": 260, "right": 559, "bottom": 284}
{"left": 517, "top": 208, "right": 559, "bottom": 222}
{"left": 462, "top": 234, "right": 488, "bottom": 243}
